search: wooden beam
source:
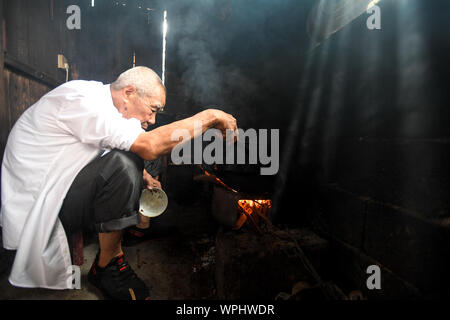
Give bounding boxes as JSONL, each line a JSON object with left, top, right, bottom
{"left": 4, "top": 53, "right": 60, "bottom": 88}
{"left": 49, "top": 0, "right": 54, "bottom": 20}
{"left": 0, "top": 0, "right": 9, "bottom": 161}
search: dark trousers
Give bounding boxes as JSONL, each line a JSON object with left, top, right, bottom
{"left": 59, "top": 150, "right": 144, "bottom": 234}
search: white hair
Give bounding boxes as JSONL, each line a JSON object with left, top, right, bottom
{"left": 111, "top": 66, "right": 166, "bottom": 98}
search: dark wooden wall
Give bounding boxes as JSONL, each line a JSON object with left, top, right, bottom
{"left": 0, "top": 0, "right": 7, "bottom": 160}
{"left": 3, "top": 69, "right": 51, "bottom": 130}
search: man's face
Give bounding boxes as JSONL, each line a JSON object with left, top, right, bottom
{"left": 123, "top": 86, "right": 166, "bottom": 130}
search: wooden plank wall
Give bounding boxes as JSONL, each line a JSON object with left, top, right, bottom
{"left": 3, "top": 68, "right": 51, "bottom": 129}
{"left": 6, "top": 0, "right": 64, "bottom": 79}
{"left": 0, "top": 0, "right": 163, "bottom": 151}
{"left": 0, "top": 0, "right": 8, "bottom": 163}
{"left": 1, "top": 0, "right": 65, "bottom": 143}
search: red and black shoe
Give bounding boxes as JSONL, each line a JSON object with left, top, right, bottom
{"left": 88, "top": 251, "right": 150, "bottom": 300}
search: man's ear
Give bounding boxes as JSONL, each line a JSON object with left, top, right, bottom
{"left": 124, "top": 85, "right": 137, "bottom": 98}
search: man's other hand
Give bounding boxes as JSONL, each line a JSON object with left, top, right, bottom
{"left": 143, "top": 170, "right": 161, "bottom": 190}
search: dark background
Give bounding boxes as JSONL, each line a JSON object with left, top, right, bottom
{"left": 1, "top": 0, "right": 450, "bottom": 298}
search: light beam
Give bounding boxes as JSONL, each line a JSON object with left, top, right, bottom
{"left": 162, "top": 10, "right": 168, "bottom": 85}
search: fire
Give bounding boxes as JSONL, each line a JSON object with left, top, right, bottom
{"left": 238, "top": 200, "right": 272, "bottom": 215}
{"left": 197, "top": 165, "right": 271, "bottom": 231}
{"left": 234, "top": 199, "right": 272, "bottom": 230}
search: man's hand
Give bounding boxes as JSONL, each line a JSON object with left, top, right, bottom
{"left": 209, "top": 109, "right": 237, "bottom": 133}
{"left": 143, "top": 170, "right": 161, "bottom": 190}
{"left": 207, "top": 109, "right": 239, "bottom": 142}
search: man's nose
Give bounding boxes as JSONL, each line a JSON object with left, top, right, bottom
{"left": 148, "top": 113, "right": 156, "bottom": 125}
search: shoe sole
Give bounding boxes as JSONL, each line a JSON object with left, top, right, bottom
{"left": 88, "top": 273, "right": 150, "bottom": 300}
{"left": 87, "top": 273, "right": 113, "bottom": 300}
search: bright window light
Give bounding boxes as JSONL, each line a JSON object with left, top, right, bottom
{"left": 162, "top": 10, "right": 168, "bottom": 85}
{"left": 367, "top": 0, "right": 381, "bottom": 10}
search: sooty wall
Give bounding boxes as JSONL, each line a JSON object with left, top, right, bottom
{"left": 273, "top": 0, "right": 450, "bottom": 298}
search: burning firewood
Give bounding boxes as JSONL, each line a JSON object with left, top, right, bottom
{"left": 235, "top": 199, "right": 272, "bottom": 231}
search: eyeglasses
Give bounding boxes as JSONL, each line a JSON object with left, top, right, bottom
{"left": 140, "top": 97, "right": 164, "bottom": 114}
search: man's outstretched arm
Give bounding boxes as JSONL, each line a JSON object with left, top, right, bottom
{"left": 130, "top": 109, "right": 237, "bottom": 161}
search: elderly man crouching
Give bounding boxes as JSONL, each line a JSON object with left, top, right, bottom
{"left": 0, "top": 66, "right": 237, "bottom": 300}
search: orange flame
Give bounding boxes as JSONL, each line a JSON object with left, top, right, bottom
{"left": 237, "top": 200, "right": 272, "bottom": 215}
{"left": 234, "top": 199, "right": 272, "bottom": 230}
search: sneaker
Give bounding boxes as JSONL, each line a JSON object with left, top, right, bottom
{"left": 122, "top": 225, "right": 180, "bottom": 247}
{"left": 88, "top": 251, "right": 150, "bottom": 300}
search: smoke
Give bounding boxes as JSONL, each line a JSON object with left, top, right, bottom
{"left": 177, "top": 37, "right": 225, "bottom": 106}
{"left": 168, "top": 0, "right": 300, "bottom": 128}
{"left": 173, "top": 0, "right": 258, "bottom": 116}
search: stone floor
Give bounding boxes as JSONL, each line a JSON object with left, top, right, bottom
{"left": 0, "top": 231, "right": 218, "bottom": 300}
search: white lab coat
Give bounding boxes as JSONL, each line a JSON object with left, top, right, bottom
{"left": 0, "top": 80, "right": 144, "bottom": 289}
